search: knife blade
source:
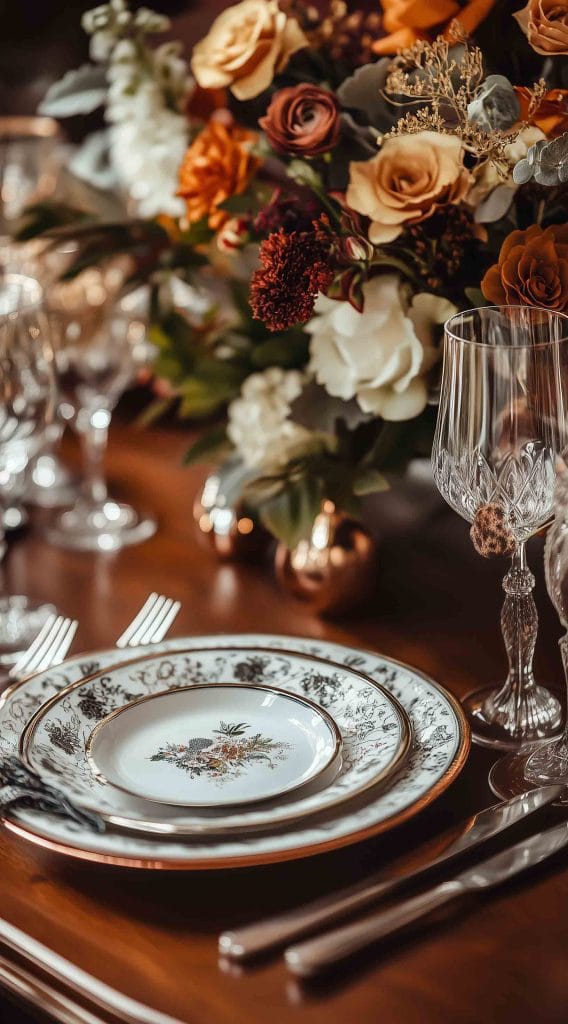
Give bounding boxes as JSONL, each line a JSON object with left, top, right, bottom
{"left": 219, "top": 784, "right": 563, "bottom": 960}
{"left": 285, "top": 817, "right": 568, "bottom": 977}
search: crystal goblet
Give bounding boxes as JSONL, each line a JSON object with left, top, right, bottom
{"left": 0, "top": 274, "right": 58, "bottom": 655}
{"left": 43, "top": 301, "right": 157, "bottom": 552}
{"left": 432, "top": 305, "right": 568, "bottom": 750}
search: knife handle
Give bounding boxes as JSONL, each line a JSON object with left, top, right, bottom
{"left": 219, "top": 874, "right": 403, "bottom": 960}
{"left": 284, "top": 880, "right": 463, "bottom": 978}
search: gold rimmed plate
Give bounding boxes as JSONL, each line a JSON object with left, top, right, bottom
{"left": 0, "top": 634, "right": 469, "bottom": 869}
{"left": 86, "top": 683, "right": 343, "bottom": 809}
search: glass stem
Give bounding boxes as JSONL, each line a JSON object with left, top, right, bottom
{"left": 79, "top": 411, "right": 109, "bottom": 508}
{"left": 501, "top": 542, "right": 537, "bottom": 699}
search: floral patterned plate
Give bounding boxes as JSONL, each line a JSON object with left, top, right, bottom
{"left": 0, "top": 634, "right": 469, "bottom": 869}
{"left": 86, "top": 683, "right": 343, "bottom": 808}
{"left": 19, "top": 646, "right": 411, "bottom": 835}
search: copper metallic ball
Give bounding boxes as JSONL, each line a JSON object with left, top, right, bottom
{"left": 275, "top": 501, "right": 377, "bottom": 616}
{"left": 193, "top": 479, "right": 268, "bottom": 561}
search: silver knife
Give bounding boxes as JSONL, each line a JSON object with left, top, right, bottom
{"left": 219, "top": 784, "right": 564, "bottom": 960}
{"left": 286, "top": 817, "right": 568, "bottom": 977}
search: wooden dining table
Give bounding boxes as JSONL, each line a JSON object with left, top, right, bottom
{"left": 2, "top": 416, "right": 567, "bottom": 1024}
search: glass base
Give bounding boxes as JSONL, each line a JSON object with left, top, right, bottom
{"left": 0, "top": 596, "right": 57, "bottom": 662}
{"left": 489, "top": 744, "right": 568, "bottom": 803}
{"left": 463, "top": 684, "right": 563, "bottom": 751}
{"left": 25, "top": 455, "right": 79, "bottom": 510}
{"left": 43, "top": 498, "right": 157, "bottom": 552}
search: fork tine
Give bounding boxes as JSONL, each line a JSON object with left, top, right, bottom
{"left": 115, "top": 593, "right": 159, "bottom": 649}
{"left": 127, "top": 596, "right": 168, "bottom": 648}
{"left": 146, "top": 601, "right": 181, "bottom": 645}
{"left": 135, "top": 598, "right": 172, "bottom": 646}
{"left": 9, "top": 614, "right": 59, "bottom": 676}
{"left": 26, "top": 618, "right": 69, "bottom": 675}
{"left": 44, "top": 620, "right": 78, "bottom": 671}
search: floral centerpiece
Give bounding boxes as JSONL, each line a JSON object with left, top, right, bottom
{"left": 24, "top": 0, "right": 568, "bottom": 547}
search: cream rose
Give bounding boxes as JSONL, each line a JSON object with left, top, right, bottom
{"left": 191, "top": 0, "right": 307, "bottom": 101}
{"left": 347, "top": 132, "right": 472, "bottom": 245}
{"left": 306, "top": 276, "right": 456, "bottom": 422}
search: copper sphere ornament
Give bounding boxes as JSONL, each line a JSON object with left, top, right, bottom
{"left": 275, "top": 501, "right": 376, "bottom": 616}
{"left": 193, "top": 472, "right": 268, "bottom": 560}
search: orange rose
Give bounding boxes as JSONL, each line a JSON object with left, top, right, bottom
{"left": 347, "top": 131, "right": 472, "bottom": 244}
{"left": 178, "top": 121, "right": 259, "bottom": 230}
{"left": 481, "top": 224, "right": 568, "bottom": 311}
{"left": 513, "top": 0, "right": 568, "bottom": 54}
{"left": 373, "top": 0, "right": 497, "bottom": 54}
{"left": 191, "top": 0, "right": 307, "bottom": 101}
{"left": 515, "top": 87, "right": 568, "bottom": 137}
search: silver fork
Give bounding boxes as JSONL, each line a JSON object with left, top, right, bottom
{"left": 8, "top": 615, "right": 78, "bottom": 680}
{"left": 115, "top": 592, "right": 181, "bottom": 649}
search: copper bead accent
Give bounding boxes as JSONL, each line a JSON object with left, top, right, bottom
{"left": 275, "top": 501, "right": 377, "bottom": 616}
{"left": 470, "top": 502, "right": 516, "bottom": 558}
{"left": 193, "top": 475, "right": 267, "bottom": 560}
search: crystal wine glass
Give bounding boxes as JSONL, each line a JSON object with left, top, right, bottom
{"left": 43, "top": 297, "right": 157, "bottom": 552}
{"left": 0, "top": 116, "right": 60, "bottom": 265}
{"left": 0, "top": 274, "right": 58, "bottom": 654}
{"left": 432, "top": 305, "right": 568, "bottom": 750}
{"left": 490, "top": 460, "right": 568, "bottom": 797}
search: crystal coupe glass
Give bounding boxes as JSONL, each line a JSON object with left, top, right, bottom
{"left": 432, "top": 306, "right": 568, "bottom": 750}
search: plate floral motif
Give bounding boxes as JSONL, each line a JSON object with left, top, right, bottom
{"left": 149, "top": 721, "right": 290, "bottom": 783}
{"left": 0, "top": 635, "right": 470, "bottom": 868}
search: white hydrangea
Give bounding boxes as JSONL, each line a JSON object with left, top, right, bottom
{"left": 227, "top": 369, "right": 311, "bottom": 470}
{"left": 306, "top": 276, "right": 456, "bottom": 422}
{"left": 83, "top": 1, "right": 192, "bottom": 217}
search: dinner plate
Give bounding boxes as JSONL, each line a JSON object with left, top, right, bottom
{"left": 0, "top": 634, "right": 470, "bottom": 868}
{"left": 86, "top": 684, "right": 343, "bottom": 808}
{"left": 19, "top": 646, "right": 410, "bottom": 835}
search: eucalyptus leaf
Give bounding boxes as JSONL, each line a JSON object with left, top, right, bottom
{"left": 38, "top": 64, "right": 108, "bottom": 117}
{"left": 474, "top": 184, "right": 516, "bottom": 224}
{"left": 352, "top": 468, "right": 389, "bottom": 496}
{"left": 337, "top": 59, "right": 394, "bottom": 130}
{"left": 258, "top": 473, "right": 323, "bottom": 547}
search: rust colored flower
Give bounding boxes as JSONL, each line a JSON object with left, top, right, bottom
{"left": 347, "top": 131, "right": 472, "bottom": 245}
{"left": 260, "top": 84, "right": 340, "bottom": 156}
{"left": 481, "top": 224, "right": 568, "bottom": 311}
{"left": 513, "top": 0, "right": 568, "bottom": 55}
{"left": 515, "top": 87, "right": 568, "bottom": 138}
{"left": 250, "top": 229, "right": 335, "bottom": 332}
{"left": 373, "top": 0, "right": 497, "bottom": 55}
{"left": 178, "top": 121, "right": 259, "bottom": 230}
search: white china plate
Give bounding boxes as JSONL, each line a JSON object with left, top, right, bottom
{"left": 87, "top": 683, "right": 343, "bottom": 808}
{"left": 19, "top": 646, "right": 410, "bottom": 834}
{"left": 0, "top": 634, "right": 470, "bottom": 869}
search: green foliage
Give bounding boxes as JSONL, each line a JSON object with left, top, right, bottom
{"left": 183, "top": 426, "right": 232, "bottom": 466}
{"left": 14, "top": 201, "right": 93, "bottom": 241}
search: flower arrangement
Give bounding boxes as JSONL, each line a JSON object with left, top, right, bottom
{"left": 25, "top": 0, "right": 568, "bottom": 547}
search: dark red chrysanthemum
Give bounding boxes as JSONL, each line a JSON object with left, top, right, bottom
{"left": 250, "top": 229, "right": 335, "bottom": 332}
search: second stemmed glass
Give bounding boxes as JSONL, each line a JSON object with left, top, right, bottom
{"left": 432, "top": 305, "right": 568, "bottom": 750}
{"left": 43, "top": 302, "right": 157, "bottom": 552}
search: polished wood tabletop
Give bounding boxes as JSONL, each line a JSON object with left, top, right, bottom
{"left": 1, "top": 419, "right": 567, "bottom": 1024}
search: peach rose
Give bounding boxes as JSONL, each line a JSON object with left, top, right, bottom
{"left": 347, "top": 131, "right": 472, "bottom": 245}
{"left": 191, "top": 0, "right": 307, "bottom": 101}
{"left": 178, "top": 121, "right": 259, "bottom": 230}
{"left": 481, "top": 223, "right": 568, "bottom": 311}
{"left": 514, "top": 0, "right": 568, "bottom": 54}
{"left": 373, "top": 0, "right": 497, "bottom": 55}
{"left": 515, "top": 87, "right": 568, "bottom": 137}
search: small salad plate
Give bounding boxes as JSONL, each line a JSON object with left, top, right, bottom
{"left": 86, "top": 683, "right": 343, "bottom": 809}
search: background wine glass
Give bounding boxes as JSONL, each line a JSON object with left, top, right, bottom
{"left": 0, "top": 115, "right": 60, "bottom": 265}
{"left": 43, "top": 288, "right": 157, "bottom": 552}
{"left": 0, "top": 274, "right": 57, "bottom": 657}
{"left": 432, "top": 305, "right": 568, "bottom": 750}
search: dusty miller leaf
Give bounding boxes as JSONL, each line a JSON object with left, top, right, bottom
{"left": 38, "top": 64, "right": 108, "bottom": 117}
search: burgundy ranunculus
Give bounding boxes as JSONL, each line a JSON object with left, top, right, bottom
{"left": 260, "top": 84, "right": 340, "bottom": 157}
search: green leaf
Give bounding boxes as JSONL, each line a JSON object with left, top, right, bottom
{"left": 258, "top": 473, "right": 323, "bottom": 547}
{"left": 135, "top": 397, "right": 175, "bottom": 428}
{"left": 183, "top": 426, "right": 232, "bottom": 465}
{"left": 218, "top": 194, "right": 254, "bottom": 215}
{"left": 38, "top": 64, "right": 107, "bottom": 117}
{"left": 464, "top": 287, "right": 487, "bottom": 307}
{"left": 178, "top": 377, "right": 239, "bottom": 419}
{"left": 15, "top": 201, "right": 92, "bottom": 241}
{"left": 352, "top": 468, "right": 389, "bottom": 496}
{"left": 250, "top": 332, "right": 309, "bottom": 369}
